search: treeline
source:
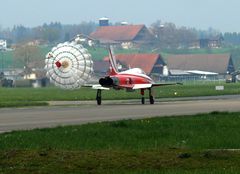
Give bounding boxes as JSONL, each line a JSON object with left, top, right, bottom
{"left": 0, "top": 22, "right": 97, "bottom": 45}
{"left": 150, "top": 21, "right": 199, "bottom": 48}
{"left": 1, "top": 20, "right": 240, "bottom": 47}
{"left": 224, "top": 32, "right": 240, "bottom": 45}
{"left": 151, "top": 21, "right": 240, "bottom": 48}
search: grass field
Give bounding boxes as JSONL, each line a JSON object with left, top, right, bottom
{"left": 1, "top": 112, "right": 240, "bottom": 173}
{"left": 0, "top": 83, "right": 240, "bottom": 107}
{"left": 1, "top": 46, "right": 141, "bottom": 68}
{"left": 3, "top": 45, "right": 240, "bottom": 67}
{"left": 0, "top": 101, "right": 48, "bottom": 108}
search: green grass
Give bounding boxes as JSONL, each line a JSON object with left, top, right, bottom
{"left": 0, "top": 51, "right": 14, "bottom": 69}
{"left": 1, "top": 149, "right": 240, "bottom": 174}
{"left": 87, "top": 46, "right": 143, "bottom": 60}
{"left": 88, "top": 46, "right": 108, "bottom": 60}
{"left": 2, "top": 45, "right": 240, "bottom": 69}
{"left": 1, "top": 46, "right": 141, "bottom": 68}
{"left": 0, "top": 101, "right": 48, "bottom": 108}
{"left": 1, "top": 112, "right": 240, "bottom": 173}
{"left": 2, "top": 112, "right": 240, "bottom": 150}
{"left": 1, "top": 46, "right": 51, "bottom": 69}
{"left": 0, "top": 83, "right": 240, "bottom": 104}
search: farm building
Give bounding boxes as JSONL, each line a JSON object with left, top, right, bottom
{"left": 90, "top": 25, "right": 155, "bottom": 49}
{"left": 166, "top": 54, "right": 235, "bottom": 80}
{"left": 103, "top": 54, "right": 168, "bottom": 79}
{"left": 189, "top": 36, "right": 224, "bottom": 49}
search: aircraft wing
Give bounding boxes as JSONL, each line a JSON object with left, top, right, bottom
{"left": 83, "top": 84, "right": 110, "bottom": 90}
{"left": 152, "top": 82, "right": 183, "bottom": 87}
{"left": 92, "top": 85, "right": 110, "bottom": 90}
{"left": 119, "top": 82, "right": 181, "bottom": 90}
{"left": 84, "top": 82, "right": 181, "bottom": 90}
{"left": 132, "top": 84, "right": 152, "bottom": 89}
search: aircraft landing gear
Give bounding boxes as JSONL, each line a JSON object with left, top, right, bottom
{"left": 141, "top": 89, "right": 145, "bottom": 104}
{"left": 150, "top": 96, "right": 154, "bottom": 104}
{"left": 96, "top": 89, "right": 102, "bottom": 105}
{"left": 149, "top": 88, "right": 154, "bottom": 104}
{"left": 141, "top": 97, "right": 145, "bottom": 104}
{"left": 140, "top": 88, "right": 154, "bottom": 104}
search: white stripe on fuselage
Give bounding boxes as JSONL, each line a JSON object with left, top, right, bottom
{"left": 118, "top": 68, "right": 153, "bottom": 82}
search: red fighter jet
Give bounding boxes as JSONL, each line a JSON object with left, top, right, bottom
{"left": 93, "top": 47, "right": 181, "bottom": 105}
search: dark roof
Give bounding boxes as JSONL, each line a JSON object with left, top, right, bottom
{"left": 104, "top": 54, "right": 164, "bottom": 74}
{"left": 90, "top": 25, "right": 145, "bottom": 42}
{"left": 166, "top": 54, "right": 232, "bottom": 74}
{"left": 199, "top": 35, "right": 224, "bottom": 41}
{"left": 93, "top": 60, "right": 109, "bottom": 73}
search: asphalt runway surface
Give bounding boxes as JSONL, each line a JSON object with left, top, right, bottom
{"left": 1, "top": 95, "right": 240, "bottom": 133}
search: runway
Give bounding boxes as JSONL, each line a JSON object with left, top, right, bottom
{"left": 1, "top": 95, "right": 240, "bottom": 133}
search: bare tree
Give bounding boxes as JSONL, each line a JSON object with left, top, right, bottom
{"left": 13, "top": 44, "right": 44, "bottom": 74}
{"left": 150, "top": 21, "right": 198, "bottom": 49}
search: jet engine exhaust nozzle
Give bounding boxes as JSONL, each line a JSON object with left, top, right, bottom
{"left": 99, "top": 77, "right": 114, "bottom": 87}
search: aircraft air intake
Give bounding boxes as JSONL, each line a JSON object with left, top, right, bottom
{"left": 99, "top": 77, "right": 119, "bottom": 87}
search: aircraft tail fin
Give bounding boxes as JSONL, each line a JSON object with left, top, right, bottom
{"left": 108, "top": 46, "right": 119, "bottom": 75}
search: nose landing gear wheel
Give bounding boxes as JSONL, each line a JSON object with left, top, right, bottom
{"left": 141, "top": 89, "right": 145, "bottom": 104}
{"left": 96, "top": 89, "right": 102, "bottom": 105}
{"left": 97, "top": 97, "right": 102, "bottom": 105}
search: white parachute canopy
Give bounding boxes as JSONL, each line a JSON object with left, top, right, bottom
{"left": 44, "top": 42, "right": 93, "bottom": 89}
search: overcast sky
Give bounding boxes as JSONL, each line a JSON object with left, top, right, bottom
{"left": 0, "top": 0, "right": 239, "bottom": 32}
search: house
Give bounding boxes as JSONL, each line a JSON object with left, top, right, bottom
{"left": 18, "top": 68, "right": 49, "bottom": 87}
{"left": 27, "top": 39, "right": 46, "bottom": 46}
{"left": 90, "top": 25, "right": 155, "bottom": 49}
{"left": 166, "top": 54, "right": 235, "bottom": 79}
{"left": 189, "top": 36, "right": 224, "bottom": 49}
{"left": 199, "top": 37, "right": 223, "bottom": 49}
{"left": 103, "top": 54, "right": 168, "bottom": 78}
{"left": 74, "top": 34, "right": 96, "bottom": 47}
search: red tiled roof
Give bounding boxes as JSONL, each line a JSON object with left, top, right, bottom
{"left": 104, "top": 54, "right": 161, "bottom": 74}
{"left": 90, "top": 25, "right": 145, "bottom": 41}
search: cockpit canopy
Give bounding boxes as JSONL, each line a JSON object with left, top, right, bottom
{"left": 120, "top": 68, "right": 146, "bottom": 75}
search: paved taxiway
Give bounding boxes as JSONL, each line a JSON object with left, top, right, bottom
{"left": 1, "top": 95, "right": 240, "bottom": 133}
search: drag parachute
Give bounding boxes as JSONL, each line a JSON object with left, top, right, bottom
{"left": 44, "top": 42, "right": 93, "bottom": 89}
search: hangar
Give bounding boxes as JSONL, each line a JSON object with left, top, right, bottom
{"left": 166, "top": 54, "right": 235, "bottom": 80}
{"left": 95, "top": 53, "right": 235, "bottom": 82}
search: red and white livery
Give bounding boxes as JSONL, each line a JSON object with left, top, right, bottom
{"left": 94, "top": 46, "right": 180, "bottom": 105}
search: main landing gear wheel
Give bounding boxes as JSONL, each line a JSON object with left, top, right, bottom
{"left": 150, "top": 96, "right": 154, "bottom": 104}
{"left": 149, "top": 88, "right": 155, "bottom": 104}
{"left": 141, "top": 89, "right": 145, "bottom": 104}
{"left": 96, "top": 89, "right": 102, "bottom": 105}
{"left": 140, "top": 88, "right": 155, "bottom": 105}
{"left": 141, "top": 97, "right": 145, "bottom": 104}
